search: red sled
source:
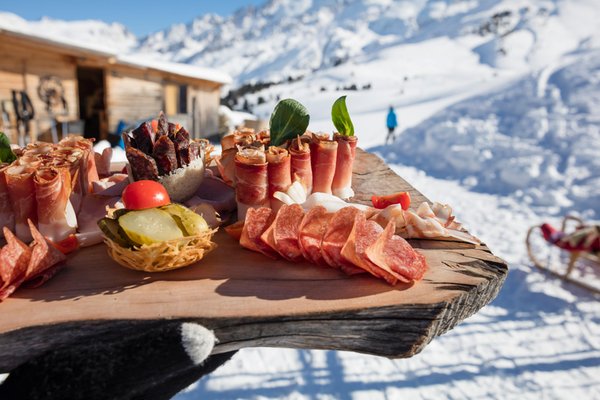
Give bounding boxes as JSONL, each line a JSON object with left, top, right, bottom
{"left": 526, "top": 215, "right": 600, "bottom": 295}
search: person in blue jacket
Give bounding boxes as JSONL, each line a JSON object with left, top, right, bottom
{"left": 386, "top": 106, "right": 398, "bottom": 144}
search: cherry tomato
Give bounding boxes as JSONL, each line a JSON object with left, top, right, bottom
{"left": 371, "top": 191, "right": 411, "bottom": 210}
{"left": 122, "top": 180, "right": 171, "bottom": 210}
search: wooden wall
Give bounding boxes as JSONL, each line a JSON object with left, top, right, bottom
{"left": 0, "top": 35, "right": 79, "bottom": 143}
{"left": 105, "top": 66, "right": 163, "bottom": 134}
{"left": 0, "top": 33, "right": 224, "bottom": 143}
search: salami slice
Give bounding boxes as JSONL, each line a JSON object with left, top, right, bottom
{"left": 0, "top": 228, "right": 31, "bottom": 290}
{"left": 298, "top": 206, "right": 332, "bottom": 265}
{"left": 272, "top": 204, "right": 305, "bottom": 262}
{"left": 321, "top": 207, "right": 365, "bottom": 275}
{"left": 340, "top": 213, "right": 404, "bottom": 285}
{"left": 366, "top": 221, "right": 427, "bottom": 282}
{"left": 25, "top": 220, "right": 67, "bottom": 280}
{"left": 240, "top": 207, "right": 278, "bottom": 259}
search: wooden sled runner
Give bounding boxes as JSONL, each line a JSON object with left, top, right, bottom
{"left": 526, "top": 215, "right": 600, "bottom": 295}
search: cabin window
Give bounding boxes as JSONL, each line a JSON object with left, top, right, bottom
{"left": 165, "top": 84, "right": 188, "bottom": 115}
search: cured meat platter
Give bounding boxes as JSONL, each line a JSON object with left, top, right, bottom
{"left": 0, "top": 149, "right": 507, "bottom": 372}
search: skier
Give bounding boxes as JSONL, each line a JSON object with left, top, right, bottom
{"left": 386, "top": 106, "right": 398, "bottom": 144}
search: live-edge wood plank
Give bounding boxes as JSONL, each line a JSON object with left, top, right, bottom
{"left": 0, "top": 149, "right": 508, "bottom": 371}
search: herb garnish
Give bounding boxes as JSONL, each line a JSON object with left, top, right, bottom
{"left": 0, "top": 132, "right": 16, "bottom": 164}
{"left": 269, "top": 99, "right": 310, "bottom": 147}
{"left": 331, "top": 95, "right": 354, "bottom": 137}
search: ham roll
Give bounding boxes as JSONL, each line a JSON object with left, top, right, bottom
{"left": 0, "top": 166, "right": 15, "bottom": 238}
{"left": 235, "top": 146, "right": 269, "bottom": 221}
{"left": 289, "top": 136, "right": 312, "bottom": 194}
{"left": 4, "top": 165, "right": 37, "bottom": 242}
{"left": 266, "top": 146, "right": 292, "bottom": 211}
{"left": 34, "top": 167, "right": 77, "bottom": 243}
{"left": 310, "top": 133, "right": 338, "bottom": 194}
{"left": 331, "top": 134, "right": 358, "bottom": 199}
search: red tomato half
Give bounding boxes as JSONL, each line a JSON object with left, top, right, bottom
{"left": 371, "top": 191, "right": 411, "bottom": 210}
{"left": 122, "top": 180, "right": 171, "bottom": 210}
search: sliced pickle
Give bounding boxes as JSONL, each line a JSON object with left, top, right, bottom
{"left": 111, "top": 208, "right": 131, "bottom": 219}
{"left": 98, "top": 218, "right": 135, "bottom": 248}
{"left": 118, "top": 208, "right": 184, "bottom": 245}
{"left": 160, "top": 203, "right": 209, "bottom": 236}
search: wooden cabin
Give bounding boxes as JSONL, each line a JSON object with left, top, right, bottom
{"left": 0, "top": 27, "right": 231, "bottom": 145}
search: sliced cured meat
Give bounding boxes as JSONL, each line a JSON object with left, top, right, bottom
{"left": 240, "top": 207, "right": 278, "bottom": 259}
{"left": 366, "top": 221, "right": 427, "bottom": 282}
{"left": 331, "top": 134, "right": 357, "bottom": 199}
{"left": 309, "top": 133, "right": 338, "bottom": 194}
{"left": 216, "top": 148, "right": 237, "bottom": 186}
{"left": 298, "top": 206, "right": 332, "bottom": 265}
{"left": 235, "top": 147, "right": 269, "bottom": 221}
{"left": 153, "top": 135, "right": 178, "bottom": 175}
{"left": 0, "top": 166, "right": 15, "bottom": 238}
{"left": 156, "top": 111, "right": 169, "bottom": 137}
{"left": 59, "top": 136, "right": 99, "bottom": 193}
{"left": 25, "top": 220, "right": 66, "bottom": 280}
{"left": 126, "top": 147, "right": 159, "bottom": 181}
{"left": 5, "top": 164, "right": 37, "bottom": 242}
{"left": 289, "top": 136, "right": 312, "bottom": 194}
{"left": 94, "top": 147, "right": 113, "bottom": 178}
{"left": 34, "top": 167, "right": 77, "bottom": 243}
{"left": 266, "top": 146, "right": 292, "bottom": 211}
{"left": 0, "top": 228, "right": 31, "bottom": 291}
{"left": 321, "top": 207, "right": 365, "bottom": 275}
{"left": 340, "top": 213, "right": 404, "bottom": 285}
{"left": 272, "top": 204, "right": 305, "bottom": 262}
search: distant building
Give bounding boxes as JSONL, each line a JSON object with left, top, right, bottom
{"left": 0, "top": 26, "right": 231, "bottom": 145}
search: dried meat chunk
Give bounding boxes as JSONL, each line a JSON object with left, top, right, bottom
{"left": 126, "top": 147, "right": 159, "bottom": 181}
{"left": 130, "top": 121, "right": 155, "bottom": 155}
{"left": 157, "top": 112, "right": 169, "bottom": 137}
{"left": 152, "top": 135, "right": 178, "bottom": 176}
{"left": 298, "top": 206, "right": 332, "bottom": 265}
{"left": 171, "top": 127, "right": 191, "bottom": 167}
{"left": 240, "top": 207, "right": 278, "bottom": 259}
{"left": 168, "top": 122, "right": 179, "bottom": 137}
{"left": 272, "top": 204, "right": 305, "bottom": 262}
{"left": 366, "top": 221, "right": 427, "bottom": 282}
{"left": 321, "top": 207, "right": 365, "bottom": 275}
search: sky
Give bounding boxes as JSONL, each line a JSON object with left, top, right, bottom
{"left": 0, "top": 0, "right": 266, "bottom": 36}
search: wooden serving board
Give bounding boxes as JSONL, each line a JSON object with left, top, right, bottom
{"left": 0, "top": 150, "right": 507, "bottom": 372}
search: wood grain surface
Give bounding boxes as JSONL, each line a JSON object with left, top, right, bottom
{"left": 0, "top": 149, "right": 508, "bottom": 372}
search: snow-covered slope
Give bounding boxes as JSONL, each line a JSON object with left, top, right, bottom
{"left": 0, "top": 12, "right": 137, "bottom": 53}
{"left": 138, "top": 0, "right": 600, "bottom": 84}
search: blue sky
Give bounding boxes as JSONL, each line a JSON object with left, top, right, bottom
{"left": 0, "top": 0, "right": 266, "bottom": 36}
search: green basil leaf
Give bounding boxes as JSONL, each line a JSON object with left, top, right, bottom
{"left": 331, "top": 95, "right": 354, "bottom": 136}
{"left": 0, "top": 132, "right": 17, "bottom": 164}
{"left": 269, "top": 99, "right": 310, "bottom": 147}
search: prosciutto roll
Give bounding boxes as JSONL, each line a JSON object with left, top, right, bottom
{"left": 59, "top": 136, "right": 99, "bottom": 193}
{"left": 289, "top": 136, "right": 312, "bottom": 194}
{"left": 0, "top": 166, "right": 15, "bottom": 238}
{"left": 34, "top": 167, "right": 77, "bottom": 243}
{"left": 331, "top": 134, "right": 358, "bottom": 199}
{"left": 235, "top": 146, "right": 269, "bottom": 220}
{"left": 266, "top": 146, "right": 292, "bottom": 211}
{"left": 310, "top": 133, "right": 338, "bottom": 194}
{"left": 5, "top": 165, "right": 37, "bottom": 242}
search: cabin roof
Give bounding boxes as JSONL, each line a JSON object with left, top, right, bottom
{"left": 0, "top": 25, "right": 232, "bottom": 85}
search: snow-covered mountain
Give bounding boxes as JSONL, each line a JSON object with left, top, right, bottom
{"left": 0, "top": 11, "right": 137, "bottom": 53}
{"left": 138, "top": 0, "right": 600, "bottom": 85}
